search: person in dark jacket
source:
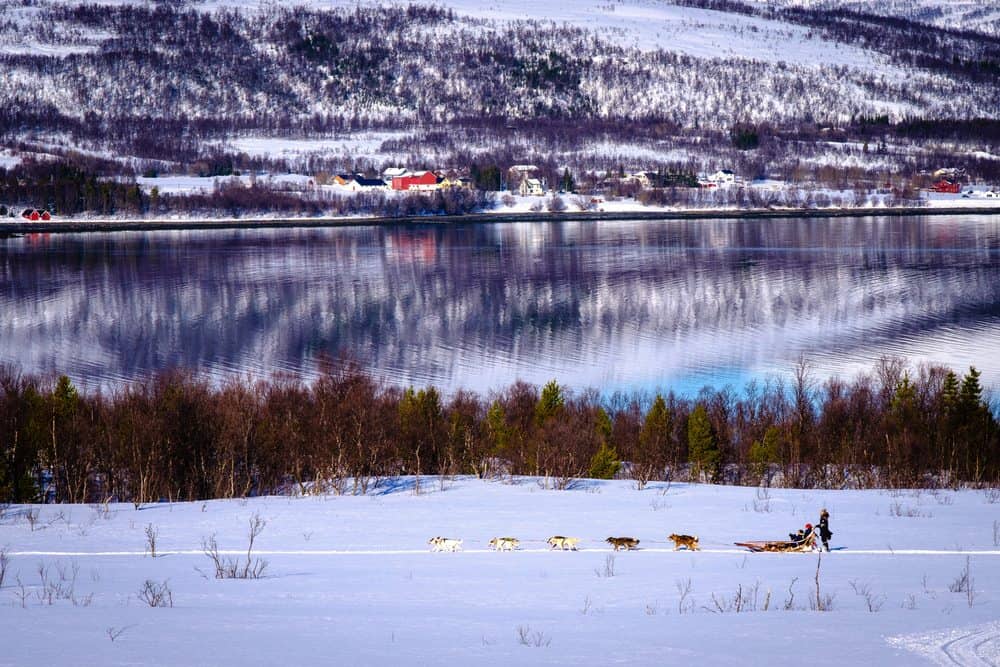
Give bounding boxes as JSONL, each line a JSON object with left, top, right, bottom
{"left": 788, "top": 523, "right": 813, "bottom": 545}
{"left": 818, "top": 509, "right": 832, "bottom": 551}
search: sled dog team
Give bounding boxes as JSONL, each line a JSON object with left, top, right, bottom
{"left": 429, "top": 511, "right": 832, "bottom": 553}
{"left": 428, "top": 533, "right": 701, "bottom": 552}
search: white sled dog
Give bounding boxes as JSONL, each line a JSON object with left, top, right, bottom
{"left": 489, "top": 537, "right": 520, "bottom": 551}
{"left": 546, "top": 536, "right": 581, "bottom": 551}
{"left": 428, "top": 536, "right": 463, "bottom": 552}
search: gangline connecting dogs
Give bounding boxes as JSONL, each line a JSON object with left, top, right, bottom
{"left": 428, "top": 535, "right": 703, "bottom": 551}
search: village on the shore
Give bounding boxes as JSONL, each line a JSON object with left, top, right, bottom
{"left": 319, "top": 164, "right": 997, "bottom": 199}
{"left": 3, "top": 163, "right": 999, "bottom": 222}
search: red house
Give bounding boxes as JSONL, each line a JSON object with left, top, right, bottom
{"left": 40, "top": 210, "right": 51, "bottom": 220}
{"left": 932, "top": 179, "right": 961, "bottom": 194}
{"left": 21, "top": 208, "right": 40, "bottom": 221}
{"left": 391, "top": 171, "right": 440, "bottom": 191}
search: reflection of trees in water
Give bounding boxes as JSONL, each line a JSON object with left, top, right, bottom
{"left": 0, "top": 218, "right": 998, "bottom": 389}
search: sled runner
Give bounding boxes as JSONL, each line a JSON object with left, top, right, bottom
{"left": 735, "top": 533, "right": 819, "bottom": 553}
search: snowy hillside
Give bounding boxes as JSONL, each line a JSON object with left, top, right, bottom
{"left": 1, "top": 0, "right": 995, "bottom": 124}
{"left": 766, "top": 0, "right": 1000, "bottom": 36}
{"left": 2, "top": 477, "right": 999, "bottom": 665}
{"left": 0, "top": 0, "right": 998, "bottom": 215}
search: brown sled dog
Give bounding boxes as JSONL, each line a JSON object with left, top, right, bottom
{"left": 668, "top": 533, "right": 700, "bottom": 551}
{"left": 606, "top": 537, "right": 640, "bottom": 551}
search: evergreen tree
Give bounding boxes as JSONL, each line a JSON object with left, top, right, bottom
{"left": 942, "top": 370, "right": 960, "bottom": 410}
{"left": 149, "top": 185, "right": 160, "bottom": 214}
{"left": 749, "top": 425, "right": 781, "bottom": 482}
{"left": 398, "top": 386, "right": 444, "bottom": 483}
{"left": 588, "top": 440, "right": 620, "bottom": 480}
{"left": 535, "top": 379, "right": 564, "bottom": 426}
{"left": 730, "top": 124, "right": 760, "bottom": 150}
{"left": 486, "top": 400, "right": 509, "bottom": 456}
{"left": 46, "top": 375, "right": 82, "bottom": 502}
{"left": 954, "top": 367, "right": 995, "bottom": 480}
{"left": 937, "top": 370, "right": 961, "bottom": 471}
{"left": 958, "top": 367, "right": 983, "bottom": 415}
{"left": 471, "top": 163, "right": 501, "bottom": 191}
{"left": 886, "top": 374, "right": 921, "bottom": 478}
{"left": 532, "top": 380, "right": 565, "bottom": 478}
{"left": 560, "top": 168, "right": 574, "bottom": 193}
{"left": 687, "top": 404, "right": 720, "bottom": 482}
{"left": 594, "top": 407, "right": 612, "bottom": 446}
{"left": 635, "top": 394, "right": 672, "bottom": 488}
{"left": 587, "top": 407, "right": 619, "bottom": 479}
{"left": 0, "top": 378, "right": 45, "bottom": 502}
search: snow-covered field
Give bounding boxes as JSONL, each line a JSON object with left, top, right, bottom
{"left": 135, "top": 173, "right": 315, "bottom": 195}
{"left": 2, "top": 478, "right": 999, "bottom": 665}
{"left": 218, "top": 133, "right": 412, "bottom": 163}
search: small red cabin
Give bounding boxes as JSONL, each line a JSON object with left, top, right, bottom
{"left": 19, "top": 209, "right": 52, "bottom": 221}
{"left": 932, "top": 179, "right": 961, "bottom": 194}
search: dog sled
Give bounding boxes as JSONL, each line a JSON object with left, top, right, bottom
{"left": 735, "top": 532, "right": 819, "bottom": 553}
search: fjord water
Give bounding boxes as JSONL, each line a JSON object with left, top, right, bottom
{"left": 1, "top": 216, "right": 998, "bottom": 395}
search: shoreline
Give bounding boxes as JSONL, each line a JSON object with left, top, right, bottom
{"left": 1, "top": 205, "right": 999, "bottom": 235}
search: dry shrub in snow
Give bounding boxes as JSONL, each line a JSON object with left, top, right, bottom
{"left": 516, "top": 625, "right": 551, "bottom": 648}
{"left": 202, "top": 512, "right": 268, "bottom": 579}
{"left": 138, "top": 579, "right": 173, "bottom": 608}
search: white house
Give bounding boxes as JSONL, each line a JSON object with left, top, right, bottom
{"left": 519, "top": 177, "right": 544, "bottom": 196}
{"left": 709, "top": 169, "right": 736, "bottom": 185}
{"left": 507, "top": 164, "right": 538, "bottom": 189}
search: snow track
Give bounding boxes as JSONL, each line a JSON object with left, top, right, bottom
{"left": 888, "top": 621, "right": 1000, "bottom": 666}
{"left": 9, "top": 548, "right": 1000, "bottom": 557}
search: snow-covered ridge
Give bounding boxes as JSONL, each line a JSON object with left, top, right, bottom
{"left": 0, "top": 0, "right": 918, "bottom": 69}
{"left": 764, "top": 0, "right": 1000, "bottom": 36}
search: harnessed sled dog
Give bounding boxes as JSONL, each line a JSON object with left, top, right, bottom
{"left": 428, "top": 536, "right": 463, "bottom": 552}
{"left": 489, "top": 537, "right": 520, "bottom": 551}
{"left": 668, "top": 533, "right": 700, "bottom": 551}
{"left": 547, "top": 536, "right": 581, "bottom": 551}
{"left": 606, "top": 537, "right": 640, "bottom": 551}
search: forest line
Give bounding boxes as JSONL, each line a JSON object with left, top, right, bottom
{"left": 0, "top": 357, "right": 996, "bottom": 504}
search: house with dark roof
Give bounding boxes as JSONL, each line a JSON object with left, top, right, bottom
{"left": 337, "top": 174, "right": 388, "bottom": 192}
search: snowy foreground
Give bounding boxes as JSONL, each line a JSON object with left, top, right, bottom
{"left": 2, "top": 478, "right": 999, "bottom": 666}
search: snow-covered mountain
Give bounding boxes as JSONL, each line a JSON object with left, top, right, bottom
{"left": 0, "top": 0, "right": 997, "bottom": 191}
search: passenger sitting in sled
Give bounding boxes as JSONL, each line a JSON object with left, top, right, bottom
{"left": 787, "top": 523, "right": 814, "bottom": 547}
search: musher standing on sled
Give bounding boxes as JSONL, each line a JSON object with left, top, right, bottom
{"left": 818, "top": 509, "right": 832, "bottom": 551}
